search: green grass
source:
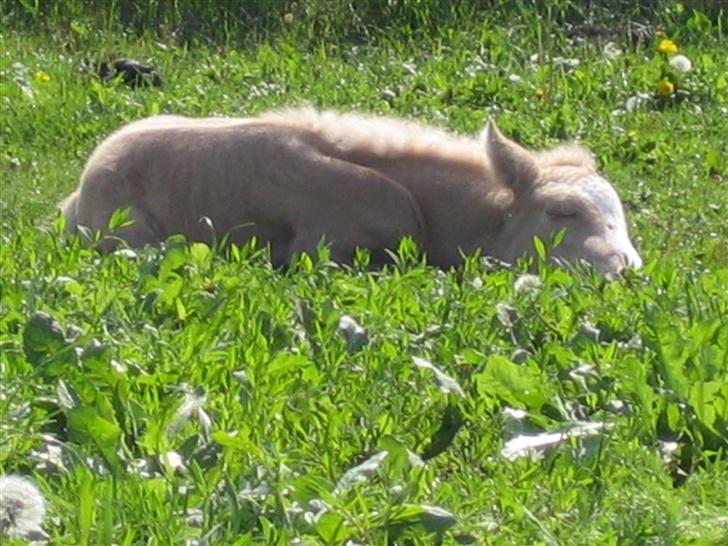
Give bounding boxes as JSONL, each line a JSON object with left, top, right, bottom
{"left": 1, "top": 1, "right": 727, "bottom": 544}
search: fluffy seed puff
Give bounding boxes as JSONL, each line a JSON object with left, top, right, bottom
{"left": 0, "top": 474, "right": 48, "bottom": 541}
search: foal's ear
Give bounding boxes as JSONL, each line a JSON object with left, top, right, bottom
{"left": 483, "top": 120, "right": 540, "bottom": 195}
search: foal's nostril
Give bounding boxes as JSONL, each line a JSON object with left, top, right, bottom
{"left": 622, "top": 250, "right": 643, "bottom": 270}
{"left": 604, "top": 252, "right": 629, "bottom": 277}
{"left": 613, "top": 251, "right": 643, "bottom": 276}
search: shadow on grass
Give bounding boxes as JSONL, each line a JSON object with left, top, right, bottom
{"left": 2, "top": 0, "right": 724, "bottom": 48}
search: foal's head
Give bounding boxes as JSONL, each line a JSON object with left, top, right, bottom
{"left": 485, "top": 122, "right": 642, "bottom": 275}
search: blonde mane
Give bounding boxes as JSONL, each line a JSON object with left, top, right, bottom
{"left": 536, "top": 144, "right": 596, "bottom": 169}
{"left": 261, "top": 109, "right": 596, "bottom": 173}
{"left": 258, "top": 108, "right": 485, "bottom": 164}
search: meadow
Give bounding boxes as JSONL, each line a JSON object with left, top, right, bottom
{"left": 1, "top": 1, "right": 727, "bottom": 544}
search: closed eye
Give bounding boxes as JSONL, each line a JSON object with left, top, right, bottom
{"left": 546, "top": 210, "right": 579, "bottom": 218}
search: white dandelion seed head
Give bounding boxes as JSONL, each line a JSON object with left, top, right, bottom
{"left": 514, "top": 274, "right": 542, "bottom": 294}
{"left": 0, "top": 474, "right": 47, "bottom": 541}
{"left": 669, "top": 54, "right": 692, "bottom": 72}
{"left": 625, "top": 94, "right": 644, "bottom": 112}
{"left": 112, "top": 248, "right": 138, "bottom": 259}
{"left": 603, "top": 42, "right": 622, "bottom": 60}
{"left": 337, "top": 314, "right": 369, "bottom": 353}
{"left": 660, "top": 440, "right": 680, "bottom": 464}
{"left": 169, "top": 387, "right": 207, "bottom": 436}
{"left": 553, "top": 56, "right": 580, "bottom": 71}
{"left": 159, "top": 451, "right": 187, "bottom": 473}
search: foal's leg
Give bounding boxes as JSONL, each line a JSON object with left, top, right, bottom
{"left": 270, "top": 152, "right": 426, "bottom": 265}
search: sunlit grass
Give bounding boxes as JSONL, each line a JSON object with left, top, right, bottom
{"left": 1, "top": 2, "right": 727, "bottom": 544}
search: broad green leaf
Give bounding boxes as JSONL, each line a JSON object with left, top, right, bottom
{"left": 550, "top": 227, "right": 567, "bottom": 249}
{"left": 475, "top": 355, "right": 550, "bottom": 410}
{"left": 532, "top": 236, "right": 547, "bottom": 261}
{"left": 80, "top": 338, "right": 111, "bottom": 372}
{"left": 211, "top": 430, "right": 265, "bottom": 459}
{"left": 107, "top": 207, "right": 134, "bottom": 231}
{"left": 388, "top": 503, "right": 457, "bottom": 533}
{"left": 188, "top": 242, "right": 211, "bottom": 267}
{"left": 76, "top": 467, "right": 95, "bottom": 546}
{"left": 647, "top": 312, "right": 691, "bottom": 398}
{"left": 666, "top": 403, "right": 681, "bottom": 432}
{"left": 314, "top": 510, "right": 352, "bottom": 543}
{"left": 67, "top": 406, "right": 122, "bottom": 475}
{"left": 158, "top": 241, "right": 188, "bottom": 280}
{"left": 22, "top": 310, "right": 72, "bottom": 373}
{"left": 158, "top": 277, "right": 183, "bottom": 307}
{"left": 379, "top": 435, "right": 424, "bottom": 472}
{"left": 689, "top": 381, "right": 722, "bottom": 430}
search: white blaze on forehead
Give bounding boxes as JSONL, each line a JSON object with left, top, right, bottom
{"left": 574, "top": 175, "right": 643, "bottom": 268}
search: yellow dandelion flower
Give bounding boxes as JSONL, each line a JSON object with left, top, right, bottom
{"left": 535, "top": 87, "right": 545, "bottom": 98}
{"left": 656, "top": 79, "right": 675, "bottom": 96}
{"left": 33, "top": 71, "right": 51, "bottom": 83}
{"left": 657, "top": 39, "right": 678, "bottom": 55}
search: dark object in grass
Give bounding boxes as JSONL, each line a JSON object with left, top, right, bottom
{"left": 98, "top": 58, "right": 162, "bottom": 88}
{"left": 421, "top": 404, "right": 464, "bottom": 461}
{"left": 563, "top": 19, "right": 652, "bottom": 48}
